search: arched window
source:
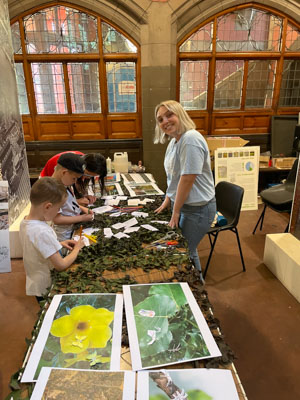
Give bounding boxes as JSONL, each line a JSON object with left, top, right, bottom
{"left": 178, "top": 5, "right": 300, "bottom": 135}
{"left": 11, "top": 4, "right": 141, "bottom": 141}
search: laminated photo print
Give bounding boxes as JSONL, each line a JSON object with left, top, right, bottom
{"left": 137, "top": 368, "right": 240, "bottom": 400}
{"left": 21, "top": 293, "right": 123, "bottom": 382}
{"left": 31, "top": 367, "right": 135, "bottom": 400}
{"left": 123, "top": 282, "right": 221, "bottom": 370}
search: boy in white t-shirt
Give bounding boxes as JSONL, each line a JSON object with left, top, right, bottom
{"left": 20, "top": 177, "right": 85, "bottom": 303}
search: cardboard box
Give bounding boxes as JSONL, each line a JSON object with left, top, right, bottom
{"left": 273, "top": 157, "right": 297, "bottom": 169}
{"left": 205, "top": 137, "right": 249, "bottom": 169}
{"left": 259, "top": 155, "right": 270, "bottom": 168}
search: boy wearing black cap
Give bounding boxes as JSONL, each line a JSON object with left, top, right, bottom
{"left": 52, "top": 153, "right": 94, "bottom": 241}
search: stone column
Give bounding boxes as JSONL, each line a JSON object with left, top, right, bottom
{"left": 141, "top": 2, "right": 176, "bottom": 190}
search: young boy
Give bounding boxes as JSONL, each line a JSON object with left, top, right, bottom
{"left": 19, "top": 177, "right": 85, "bottom": 302}
{"left": 51, "top": 152, "right": 94, "bottom": 241}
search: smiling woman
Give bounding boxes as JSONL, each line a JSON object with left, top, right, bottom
{"left": 154, "top": 100, "right": 216, "bottom": 282}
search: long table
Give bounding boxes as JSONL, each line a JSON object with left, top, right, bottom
{"left": 10, "top": 192, "right": 248, "bottom": 399}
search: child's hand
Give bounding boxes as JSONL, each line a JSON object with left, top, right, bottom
{"left": 86, "top": 195, "right": 97, "bottom": 204}
{"left": 81, "top": 213, "right": 94, "bottom": 222}
{"left": 61, "top": 240, "right": 76, "bottom": 250}
{"left": 74, "top": 237, "right": 85, "bottom": 250}
{"left": 77, "top": 197, "right": 89, "bottom": 206}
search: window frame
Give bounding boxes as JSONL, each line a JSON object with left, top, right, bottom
{"left": 11, "top": 2, "right": 141, "bottom": 141}
{"left": 177, "top": 3, "right": 300, "bottom": 135}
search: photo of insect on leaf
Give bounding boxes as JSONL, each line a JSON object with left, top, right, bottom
{"left": 124, "top": 283, "right": 221, "bottom": 370}
{"left": 137, "top": 369, "right": 240, "bottom": 400}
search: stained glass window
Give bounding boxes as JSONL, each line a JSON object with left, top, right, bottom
{"left": 279, "top": 60, "right": 300, "bottom": 107}
{"left": 214, "top": 60, "right": 244, "bottom": 109}
{"left": 23, "top": 6, "right": 98, "bottom": 54}
{"left": 179, "top": 22, "right": 213, "bottom": 52}
{"left": 68, "top": 63, "right": 101, "bottom": 113}
{"left": 31, "top": 63, "right": 67, "bottom": 114}
{"left": 180, "top": 61, "right": 209, "bottom": 109}
{"left": 286, "top": 23, "right": 300, "bottom": 52}
{"left": 102, "top": 22, "right": 137, "bottom": 53}
{"left": 11, "top": 21, "right": 22, "bottom": 54}
{"left": 15, "top": 64, "right": 29, "bottom": 114}
{"left": 106, "top": 62, "right": 136, "bottom": 112}
{"left": 245, "top": 60, "right": 276, "bottom": 108}
{"left": 217, "top": 9, "right": 282, "bottom": 51}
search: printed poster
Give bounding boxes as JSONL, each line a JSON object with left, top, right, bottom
{"left": 103, "top": 182, "right": 124, "bottom": 197}
{"left": 125, "top": 182, "right": 164, "bottom": 197}
{"left": 214, "top": 146, "right": 260, "bottom": 210}
{"left": 123, "top": 282, "right": 221, "bottom": 370}
{"left": 122, "top": 173, "right": 155, "bottom": 184}
{"left": 22, "top": 293, "right": 123, "bottom": 382}
{"left": 137, "top": 368, "right": 239, "bottom": 400}
{"left": 31, "top": 367, "right": 135, "bottom": 400}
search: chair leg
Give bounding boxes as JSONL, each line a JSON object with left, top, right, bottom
{"left": 208, "top": 232, "right": 213, "bottom": 247}
{"left": 233, "top": 227, "right": 246, "bottom": 272}
{"left": 252, "top": 204, "right": 267, "bottom": 234}
{"left": 203, "top": 232, "right": 218, "bottom": 279}
{"left": 285, "top": 221, "right": 289, "bottom": 233}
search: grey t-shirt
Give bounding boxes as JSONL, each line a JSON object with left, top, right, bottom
{"left": 164, "top": 129, "right": 215, "bottom": 205}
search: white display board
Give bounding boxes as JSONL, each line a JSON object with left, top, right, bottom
{"left": 0, "top": 181, "right": 11, "bottom": 272}
{"left": 214, "top": 146, "right": 260, "bottom": 211}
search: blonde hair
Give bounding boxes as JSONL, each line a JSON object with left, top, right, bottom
{"left": 154, "top": 100, "right": 196, "bottom": 144}
{"left": 30, "top": 177, "right": 67, "bottom": 206}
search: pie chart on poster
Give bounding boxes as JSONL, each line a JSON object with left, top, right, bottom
{"left": 245, "top": 161, "right": 254, "bottom": 171}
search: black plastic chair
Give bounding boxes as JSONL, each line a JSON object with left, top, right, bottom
{"left": 203, "top": 181, "right": 245, "bottom": 279}
{"left": 252, "top": 158, "right": 299, "bottom": 234}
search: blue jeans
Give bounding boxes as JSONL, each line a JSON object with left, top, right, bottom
{"left": 179, "top": 200, "right": 216, "bottom": 273}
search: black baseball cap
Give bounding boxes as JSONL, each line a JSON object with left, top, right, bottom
{"left": 57, "top": 153, "right": 86, "bottom": 175}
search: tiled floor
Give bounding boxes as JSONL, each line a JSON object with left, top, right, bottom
{"left": 1, "top": 205, "right": 300, "bottom": 399}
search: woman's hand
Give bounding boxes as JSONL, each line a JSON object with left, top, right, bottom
{"left": 154, "top": 196, "right": 171, "bottom": 214}
{"left": 169, "top": 211, "right": 180, "bottom": 228}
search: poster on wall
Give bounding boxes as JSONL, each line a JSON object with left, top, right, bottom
{"left": 31, "top": 367, "right": 135, "bottom": 400}
{"left": 137, "top": 368, "right": 239, "bottom": 400}
{"left": 214, "top": 146, "right": 260, "bottom": 211}
{"left": 0, "top": 1, "right": 31, "bottom": 225}
{"left": 0, "top": 180, "right": 11, "bottom": 273}
{"left": 21, "top": 293, "right": 123, "bottom": 382}
{"left": 123, "top": 282, "right": 221, "bottom": 371}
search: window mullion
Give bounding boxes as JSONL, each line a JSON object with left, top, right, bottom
{"left": 98, "top": 18, "right": 108, "bottom": 119}
{"left": 240, "top": 60, "right": 248, "bottom": 110}
{"left": 63, "top": 63, "right": 72, "bottom": 114}
{"left": 272, "top": 17, "right": 288, "bottom": 112}
{"left": 207, "top": 17, "right": 217, "bottom": 135}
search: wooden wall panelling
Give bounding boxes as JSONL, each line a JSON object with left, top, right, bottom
{"left": 25, "top": 139, "right": 143, "bottom": 175}
{"left": 71, "top": 116, "right": 105, "bottom": 140}
{"left": 21, "top": 116, "right": 34, "bottom": 140}
{"left": 107, "top": 114, "right": 140, "bottom": 139}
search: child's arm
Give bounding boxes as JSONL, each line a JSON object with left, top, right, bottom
{"left": 79, "top": 205, "right": 90, "bottom": 214}
{"left": 53, "top": 212, "right": 93, "bottom": 225}
{"left": 48, "top": 237, "right": 85, "bottom": 271}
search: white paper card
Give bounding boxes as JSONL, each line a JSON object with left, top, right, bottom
{"left": 141, "top": 224, "right": 158, "bottom": 231}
